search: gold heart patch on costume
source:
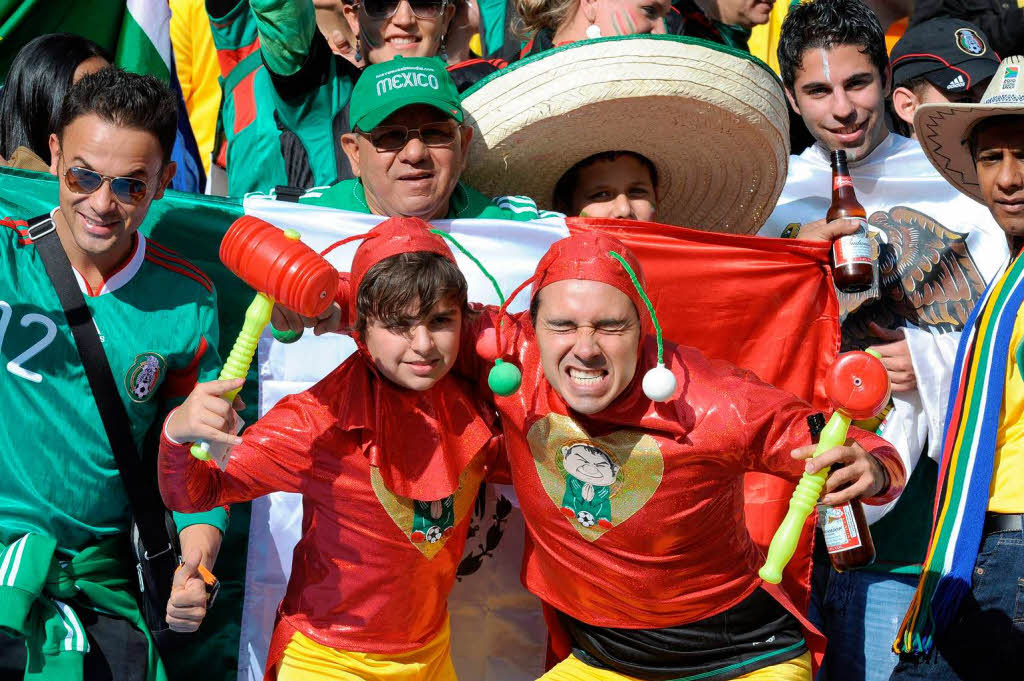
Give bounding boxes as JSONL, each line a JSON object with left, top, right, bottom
{"left": 527, "top": 414, "right": 663, "bottom": 542}
{"left": 370, "top": 456, "right": 485, "bottom": 559}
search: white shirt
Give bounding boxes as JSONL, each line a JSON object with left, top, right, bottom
{"left": 760, "top": 134, "right": 1009, "bottom": 522}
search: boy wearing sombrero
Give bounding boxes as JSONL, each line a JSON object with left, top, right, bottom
{"left": 892, "top": 56, "right": 1024, "bottom": 680}
{"left": 460, "top": 34, "right": 791, "bottom": 234}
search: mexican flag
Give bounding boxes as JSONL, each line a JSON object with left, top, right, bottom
{"left": 0, "top": 167, "right": 838, "bottom": 681}
{"left": 0, "top": 1, "right": 204, "bottom": 192}
{"left": 0, "top": 0, "right": 170, "bottom": 80}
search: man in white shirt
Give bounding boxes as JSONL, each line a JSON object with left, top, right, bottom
{"left": 760, "top": 1, "right": 1008, "bottom": 679}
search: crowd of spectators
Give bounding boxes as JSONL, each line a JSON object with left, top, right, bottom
{"left": 0, "top": 0, "right": 1020, "bottom": 679}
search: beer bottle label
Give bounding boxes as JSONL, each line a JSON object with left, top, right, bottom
{"left": 832, "top": 231, "right": 872, "bottom": 266}
{"left": 818, "top": 504, "right": 863, "bottom": 553}
{"left": 833, "top": 175, "right": 854, "bottom": 190}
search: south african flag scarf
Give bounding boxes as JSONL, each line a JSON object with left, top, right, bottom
{"left": 895, "top": 250, "right": 1024, "bottom": 654}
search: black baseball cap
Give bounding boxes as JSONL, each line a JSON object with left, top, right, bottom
{"left": 891, "top": 18, "right": 1000, "bottom": 95}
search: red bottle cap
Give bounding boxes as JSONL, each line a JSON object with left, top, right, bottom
{"left": 825, "top": 351, "right": 891, "bottom": 420}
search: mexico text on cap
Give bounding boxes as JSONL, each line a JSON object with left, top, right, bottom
{"left": 350, "top": 56, "right": 464, "bottom": 132}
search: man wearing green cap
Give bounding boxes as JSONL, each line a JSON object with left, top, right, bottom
{"left": 299, "top": 57, "right": 558, "bottom": 222}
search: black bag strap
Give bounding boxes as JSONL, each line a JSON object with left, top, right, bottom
{"left": 28, "top": 215, "right": 174, "bottom": 561}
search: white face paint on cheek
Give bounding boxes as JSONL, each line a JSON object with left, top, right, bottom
{"left": 820, "top": 48, "right": 831, "bottom": 84}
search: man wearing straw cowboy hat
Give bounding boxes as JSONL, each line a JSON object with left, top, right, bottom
{"left": 891, "top": 55, "right": 1024, "bottom": 681}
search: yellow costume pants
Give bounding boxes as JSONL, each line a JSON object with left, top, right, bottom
{"left": 538, "top": 651, "right": 811, "bottom": 681}
{"left": 276, "top": 620, "right": 457, "bottom": 681}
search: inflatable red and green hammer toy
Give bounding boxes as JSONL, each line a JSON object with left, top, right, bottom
{"left": 758, "top": 349, "right": 890, "bottom": 584}
{"left": 190, "top": 217, "right": 338, "bottom": 461}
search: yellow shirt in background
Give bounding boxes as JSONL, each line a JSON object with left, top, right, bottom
{"left": 748, "top": 2, "right": 907, "bottom": 75}
{"left": 747, "top": 0, "right": 791, "bottom": 74}
{"left": 990, "top": 304, "right": 1024, "bottom": 513}
{"left": 170, "top": 0, "right": 221, "bottom": 176}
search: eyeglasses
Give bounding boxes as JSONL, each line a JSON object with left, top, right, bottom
{"left": 360, "top": 122, "right": 459, "bottom": 151}
{"left": 359, "top": 0, "right": 448, "bottom": 20}
{"left": 62, "top": 164, "right": 150, "bottom": 205}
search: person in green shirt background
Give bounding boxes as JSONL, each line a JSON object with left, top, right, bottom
{"left": 209, "top": 0, "right": 498, "bottom": 198}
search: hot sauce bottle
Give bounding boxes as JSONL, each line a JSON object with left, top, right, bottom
{"left": 827, "top": 150, "right": 876, "bottom": 294}
{"left": 808, "top": 412, "right": 876, "bottom": 572}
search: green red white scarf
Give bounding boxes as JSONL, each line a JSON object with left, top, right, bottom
{"left": 895, "top": 251, "right": 1024, "bottom": 654}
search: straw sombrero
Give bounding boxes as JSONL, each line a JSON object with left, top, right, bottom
{"left": 460, "top": 35, "right": 790, "bottom": 233}
{"left": 915, "top": 55, "right": 1024, "bottom": 204}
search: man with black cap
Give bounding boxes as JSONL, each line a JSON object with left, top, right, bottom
{"left": 890, "top": 18, "right": 1000, "bottom": 139}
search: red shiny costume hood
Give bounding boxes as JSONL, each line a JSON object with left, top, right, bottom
{"left": 326, "top": 216, "right": 474, "bottom": 500}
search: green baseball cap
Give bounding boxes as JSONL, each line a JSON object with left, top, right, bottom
{"left": 350, "top": 56, "right": 464, "bottom": 132}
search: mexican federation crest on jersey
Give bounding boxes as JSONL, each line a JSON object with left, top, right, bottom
{"left": 125, "top": 353, "right": 166, "bottom": 403}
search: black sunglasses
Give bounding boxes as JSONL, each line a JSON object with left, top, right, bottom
{"left": 62, "top": 164, "right": 150, "bottom": 205}
{"left": 361, "top": 122, "right": 459, "bottom": 151}
{"left": 360, "top": 0, "right": 448, "bottom": 20}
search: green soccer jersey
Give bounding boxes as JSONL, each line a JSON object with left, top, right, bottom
{"left": 209, "top": 0, "right": 358, "bottom": 197}
{"left": 0, "top": 211, "right": 227, "bottom": 554}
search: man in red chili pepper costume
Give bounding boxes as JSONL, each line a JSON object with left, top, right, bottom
{"left": 283, "top": 229, "right": 907, "bottom": 680}
{"left": 157, "top": 216, "right": 505, "bottom": 680}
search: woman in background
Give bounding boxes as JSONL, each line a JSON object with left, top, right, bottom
{"left": 514, "top": 0, "right": 670, "bottom": 56}
{"left": 0, "top": 33, "right": 110, "bottom": 170}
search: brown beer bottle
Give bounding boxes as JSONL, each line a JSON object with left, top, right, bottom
{"left": 808, "top": 413, "right": 876, "bottom": 571}
{"left": 827, "top": 150, "right": 875, "bottom": 293}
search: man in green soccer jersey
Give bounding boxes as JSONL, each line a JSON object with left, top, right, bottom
{"left": 0, "top": 68, "right": 227, "bottom": 680}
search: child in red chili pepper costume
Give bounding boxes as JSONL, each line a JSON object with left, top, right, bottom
{"left": 292, "top": 229, "right": 906, "bottom": 681}
{"left": 157, "top": 217, "right": 505, "bottom": 681}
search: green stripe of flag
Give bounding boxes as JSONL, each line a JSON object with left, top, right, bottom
{"left": 116, "top": 0, "right": 170, "bottom": 81}
{"left": 0, "top": 1, "right": 171, "bottom": 82}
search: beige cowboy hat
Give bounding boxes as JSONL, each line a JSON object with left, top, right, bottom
{"left": 460, "top": 35, "right": 790, "bottom": 233}
{"left": 915, "top": 55, "right": 1024, "bottom": 203}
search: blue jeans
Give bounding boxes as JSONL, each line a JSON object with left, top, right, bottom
{"left": 808, "top": 560, "right": 918, "bottom": 681}
{"left": 889, "top": 527, "right": 1024, "bottom": 681}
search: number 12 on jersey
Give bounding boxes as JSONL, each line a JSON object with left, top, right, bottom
{"left": 0, "top": 301, "right": 57, "bottom": 383}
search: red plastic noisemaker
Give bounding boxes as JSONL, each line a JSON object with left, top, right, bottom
{"left": 219, "top": 217, "right": 338, "bottom": 318}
